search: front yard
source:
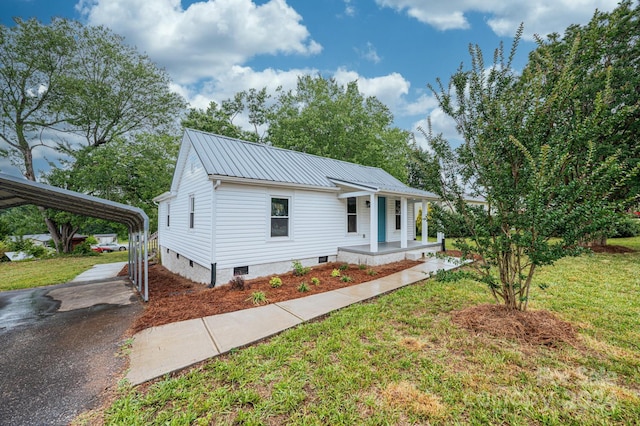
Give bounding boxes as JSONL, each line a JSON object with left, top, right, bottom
{"left": 0, "top": 251, "right": 129, "bottom": 291}
{"left": 88, "top": 238, "right": 640, "bottom": 425}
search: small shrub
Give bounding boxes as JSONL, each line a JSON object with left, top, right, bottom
{"left": 298, "top": 282, "right": 309, "bottom": 292}
{"left": 609, "top": 217, "right": 640, "bottom": 238}
{"left": 0, "top": 240, "right": 9, "bottom": 260}
{"left": 330, "top": 269, "right": 341, "bottom": 278}
{"left": 366, "top": 269, "right": 378, "bottom": 276}
{"left": 358, "top": 263, "right": 367, "bottom": 270}
{"left": 311, "top": 277, "right": 320, "bottom": 285}
{"left": 72, "top": 241, "right": 93, "bottom": 255}
{"left": 341, "top": 275, "right": 352, "bottom": 283}
{"left": 292, "top": 260, "right": 311, "bottom": 276}
{"left": 269, "top": 276, "right": 282, "bottom": 288}
{"left": 229, "top": 275, "right": 248, "bottom": 291}
{"left": 339, "top": 263, "right": 349, "bottom": 271}
{"left": 248, "top": 291, "right": 268, "bottom": 305}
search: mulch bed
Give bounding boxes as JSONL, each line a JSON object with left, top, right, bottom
{"left": 451, "top": 304, "right": 578, "bottom": 347}
{"left": 124, "top": 243, "right": 631, "bottom": 341}
{"left": 588, "top": 244, "right": 636, "bottom": 253}
{"left": 127, "top": 260, "right": 422, "bottom": 333}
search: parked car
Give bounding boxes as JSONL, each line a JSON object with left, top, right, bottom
{"left": 91, "top": 245, "right": 109, "bottom": 253}
{"left": 96, "top": 242, "right": 128, "bottom": 252}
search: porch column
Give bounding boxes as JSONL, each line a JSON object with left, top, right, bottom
{"left": 369, "top": 193, "right": 378, "bottom": 253}
{"left": 422, "top": 200, "right": 429, "bottom": 242}
{"left": 400, "top": 197, "right": 408, "bottom": 248}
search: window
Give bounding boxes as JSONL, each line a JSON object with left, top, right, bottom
{"left": 189, "top": 195, "right": 195, "bottom": 229}
{"left": 395, "top": 200, "right": 401, "bottom": 230}
{"left": 347, "top": 197, "right": 357, "bottom": 233}
{"left": 318, "top": 256, "right": 328, "bottom": 263}
{"left": 270, "top": 197, "right": 289, "bottom": 237}
{"left": 166, "top": 203, "right": 170, "bottom": 227}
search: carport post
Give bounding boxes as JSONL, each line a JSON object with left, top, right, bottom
{"left": 137, "top": 232, "right": 142, "bottom": 294}
{"left": 127, "top": 233, "right": 132, "bottom": 282}
{"left": 132, "top": 233, "right": 138, "bottom": 292}
{"left": 143, "top": 219, "right": 149, "bottom": 302}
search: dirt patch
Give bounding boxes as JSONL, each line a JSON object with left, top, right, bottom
{"left": 588, "top": 245, "right": 636, "bottom": 254}
{"left": 381, "top": 381, "right": 446, "bottom": 418}
{"left": 127, "top": 260, "right": 422, "bottom": 333}
{"left": 451, "top": 304, "right": 577, "bottom": 347}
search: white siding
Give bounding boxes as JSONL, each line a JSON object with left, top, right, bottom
{"left": 214, "top": 183, "right": 369, "bottom": 270}
{"left": 157, "top": 145, "right": 213, "bottom": 268}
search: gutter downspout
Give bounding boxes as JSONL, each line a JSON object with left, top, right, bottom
{"left": 208, "top": 179, "right": 221, "bottom": 288}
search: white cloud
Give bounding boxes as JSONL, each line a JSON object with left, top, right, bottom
{"left": 343, "top": 0, "right": 355, "bottom": 17}
{"left": 177, "top": 66, "right": 316, "bottom": 110}
{"left": 403, "top": 93, "right": 439, "bottom": 116}
{"left": 77, "top": 0, "right": 322, "bottom": 84}
{"left": 333, "top": 68, "right": 410, "bottom": 111}
{"left": 358, "top": 42, "right": 382, "bottom": 64}
{"left": 411, "top": 108, "right": 460, "bottom": 150}
{"left": 374, "top": 0, "right": 619, "bottom": 39}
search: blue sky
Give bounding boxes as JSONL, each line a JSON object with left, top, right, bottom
{"left": 1, "top": 0, "right": 620, "bottom": 177}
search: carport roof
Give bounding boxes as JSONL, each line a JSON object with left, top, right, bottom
{"left": 0, "top": 173, "right": 147, "bottom": 232}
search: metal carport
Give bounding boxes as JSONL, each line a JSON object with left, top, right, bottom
{"left": 0, "top": 173, "right": 149, "bottom": 301}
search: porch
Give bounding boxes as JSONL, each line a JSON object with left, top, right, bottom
{"left": 337, "top": 239, "right": 443, "bottom": 266}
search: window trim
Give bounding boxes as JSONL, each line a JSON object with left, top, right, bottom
{"left": 347, "top": 197, "right": 357, "bottom": 233}
{"left": 188, "top": 194, "right": 195, "bottom": 229}
{"left": 166, "top": 202, "right": 171, "bottom": 228}
{"left": 395, "top": 199, "right": 401, "bottom": 230}
{"left": 269, "top": 195, "right": 291, "bottom": 239}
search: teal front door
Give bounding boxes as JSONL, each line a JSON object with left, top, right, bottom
{"left": 378, "top": 197, "right": 386, "bottom": 242}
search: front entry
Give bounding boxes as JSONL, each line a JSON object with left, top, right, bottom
{"left": 378, "top": 196, "right": 386, "bottom": 242}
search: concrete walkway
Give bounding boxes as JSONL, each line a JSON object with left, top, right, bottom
{"left": 71, "top": 261, "right": 128, "bottom": 282}
{"left": 127, "top": 256, "right": 463, "bottom": 385}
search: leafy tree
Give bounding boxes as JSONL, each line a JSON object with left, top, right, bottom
{"left": 0, "top": 205, "right": 48, "bottom": 237}
{"left": 527, "top": 1, "right": 640, "bottom": 242}
{"left": 422, "top": 26, "right": 628, "bottom": 311}
{"left": 46, "top": 133, "right": 180, "bottom": 236}
{"left": 182, "top": 88, "right": 270, "bottom": 142}
{"left": 186, "top": 77, "right": 413, "bottom": 181}
{"left": 0, "top": 18, "right": 185, "bottom": 252}
{"left": 0, "top": 18, "right": 76, "bottom": 180}
{"left": 268, "top": 75, "right": 412, "bottom": 181}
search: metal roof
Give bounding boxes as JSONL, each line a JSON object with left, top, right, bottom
{"left": 184, "top": 129, "right": 440, "bottom": 199}
{"left": 0, "top": 173, "right": 147, "bottom": 232}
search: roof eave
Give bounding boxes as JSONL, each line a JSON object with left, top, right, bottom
{"left": 208, "top": 175, "right": 340, "bottom": 192}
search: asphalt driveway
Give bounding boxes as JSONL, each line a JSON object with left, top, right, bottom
{"left": 0, "top": 277, "right": 141, "bottom": 425}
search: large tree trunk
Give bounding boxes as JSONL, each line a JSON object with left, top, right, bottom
{"left": 42, "top": 214, "right": 62, "bottom": 253}
{"left": 41, "top": 213, "right": 78, "bottom": 254}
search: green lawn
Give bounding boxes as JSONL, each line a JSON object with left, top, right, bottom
{"left": 94, "top": 237, "right": 640, "bottom": 425}
{"left": 0, "top": 251, "right": 129, "bottom": 291}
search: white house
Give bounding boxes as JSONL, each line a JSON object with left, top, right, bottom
{"left": 154, "top": 129, "right": 442, "bottom": 286}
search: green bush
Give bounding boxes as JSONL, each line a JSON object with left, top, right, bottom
{"left": 247, "top": 291, "right": 268, "bottom": 305}
{"left": 0, "top": 240, "right": 9, "bottom": 260}
{"left": 72, "top": 241, "right": 94, "bottom": 255}
{"left": 269, "top": 276, "right": 283, "bottom": 288}
{"left": 609, "top": 217, "right": 640, "bottom": 238}
{"left": 292, "top": 260, "right": 310, "bottom": 276}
